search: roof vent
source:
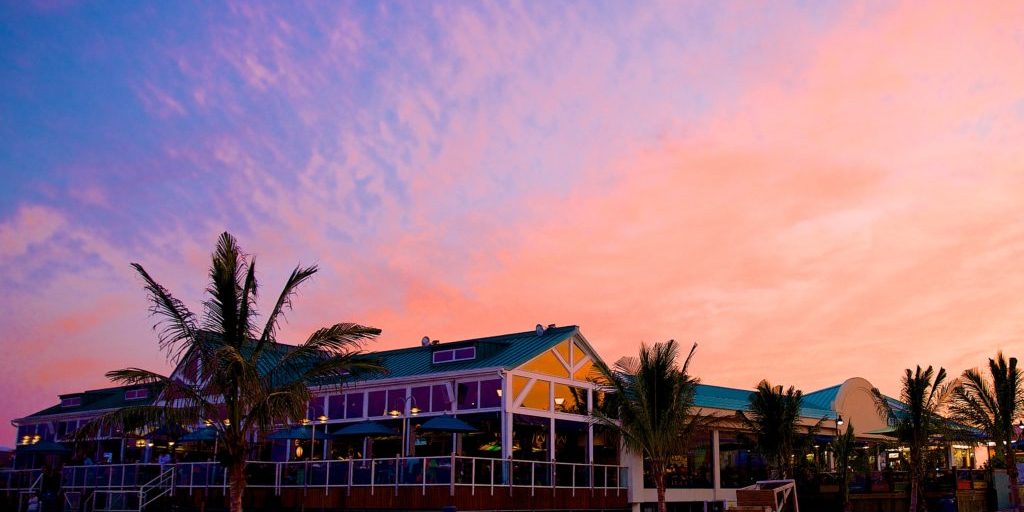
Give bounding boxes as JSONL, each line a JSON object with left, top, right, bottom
{"left": 547, "top": 323, "right": 556, "bottom": 329}
{"left": 431, "top": 339, "right": 440, "bottom": 345}
{"left": 421, "top": 336, "right": 431, "bottom": 347}
{"left": 535, "top": 324, "right": 544, "bottom": 336}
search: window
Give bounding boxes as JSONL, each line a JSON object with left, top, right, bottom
{"left": 522, "top": 380, "right": 550, "bottom": 411}
{"left": 61, "top": 397, "right": 82, "bottom": 407}
{"left": 479, "top": 379, "right": 502, "bottom": 408}
{"left": 386, "top": 390, "right": 406, "bottom": 415}
{"left": 430, "top": 384, "right": 450, "bottom": 412}
{"left": 125, "top": 388, "right": 148, "bottom": 400}
{"left": 345, "top": 393, "right": 364, "bottom": 419}
{"left": 307, "top": 396, "right": 326, "bottom": 419}
{"left": 328, "top": 395, "right": 346, "bottom": 419}
{"left": 367, "top": 390, "right": 387, "bottom": 417}
{"left": 457, "top": 382, "right": 479, "bottom": 410}
{"left": 521, "top": 350, "right": 570, "bottom": 378}
{"left": 432, "top": 346, "right": 476, "bottom": 364}
{"left": 411, "top": 386, "right": 430, "bottom": 412}
{"left": 553, "top": 383, "right": 588, "bottom": 415}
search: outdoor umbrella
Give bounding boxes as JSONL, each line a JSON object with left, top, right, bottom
{"left": 179, "top": 427, "right": 219, "bottom": 443}
{"left": 267, "top": 426, "right": 315, "bottom": 440}
{"left": 17, "top": 441, "right": 71, "bottom": 454}
{"left": 418, "top": 415, "right": 477, "bottom": 434}
{"left": 145, "top": 424, "right": 188, "bottom": 441}
{"left": 331, "top": 421, "right": 397, "bottom": 437}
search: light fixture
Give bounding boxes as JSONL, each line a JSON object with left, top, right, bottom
{"left": 301, "top": 418, "right": 310, "bottom": 425}
{"left": 1019, "top": 420, "right": 1024, "bottom": 430}
{"left": 203, "top": 419, "right": 213, "bottom": 427}
{"left": 295, "top": 445, "right": 304, "bottom": 458}
{"left": 836, "top": 414, "right": 844, "bottom": 426}
{"left": 317, "top": 415, "right": 328, "bottom": 424}
{"left": 32, "top": 434, "right": 41, "bottom": 443}
{"left": 987, "top": 441, "right": 997, "bottom": 447}
{"left": 496, "top": 389, "right": 503, "bottom": 397}
{"left": 223, "top": 419, "right": 231, "bottom": 426}
{"left": 554, "top": 397, "right": 565, "bottom": 406}
{"left": 135, "top": 439, "right": 147, "bottom": 448}
{"left": 168, "top": 441, "right": 175, "bottom": 447}
{"left": 147, "top": 441, "right": 154, "bottom": 448}
{"left": 410, "top": 406, "right": 421, "bottom": 416}
{"left": 388, "top": 409, "right": 401, "bottom": 417}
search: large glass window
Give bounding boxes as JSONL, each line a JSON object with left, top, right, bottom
{"left": 593, "top": 425, "right": 620, "bottom": 465}
{"left": 367, "top": 390, "right": 386, "bottom": 417}
{"left": 479, "top": 379, "right": 502, "bottom": 408}
{"left": 457, "top": 381, "right": 479, "bottom": 410}
{"left": 553, "top": 383, "right": 588, "bottom": 415}
{"left": 328, "top": 395, "right": 345, "bottom": 419}
{"left": 643, "top": 431, "right": 713, "bottom": 489}
{"left": 719, "top": 431, "right": 767, "bottom": 489}
{"left": 573, "top": 359, "right": 595, "bottom": 381}
{"left": 386, "top": 389, "right": 406, "bottom": 415}
{"left": 522, "top": 380, "right": 550, "bottom": 411}
{"left": 521, "top": 351, "right": 570, "bottom": 378}
{"left": 307, "top": 397, "right": 326, "bottom": 420}
{"left": 554, "top": 420, "right": 588, "bottom": 463}
{"left": 411, "top": 386, "right": 430, "bottom": 413}
{"left": 430, "top": 384, "right": 450, "bottom": 412}
{"left": 345, "top": 393, "right": 364, "bottom": 419}
{"left": 512, "top": 414, "right": 550, "bottom": 461}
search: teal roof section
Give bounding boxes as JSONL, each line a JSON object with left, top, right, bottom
{"left": 694, "top": 384, "right": 837, "bottom": 420}
{"left": 339, "top": 325, "right": 580, "bottom": 383}
{"left": 24, "top": 383, "right": 159, "bottom": 419}
{"left": 803, "top": 384, "right": 843, "bottom": 411}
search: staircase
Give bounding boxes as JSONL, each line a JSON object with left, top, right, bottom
{"left": 83, "top": 466, "right": 174, "bottom": 512}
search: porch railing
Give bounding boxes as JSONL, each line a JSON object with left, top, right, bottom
{"left": 41, "top": 457, "right": 627, "bottom": 496}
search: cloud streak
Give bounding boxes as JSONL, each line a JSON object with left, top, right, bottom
{"left": 1, "top": 1, "right": 1023, "bottom": 443}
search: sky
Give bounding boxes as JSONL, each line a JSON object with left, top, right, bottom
{"left": 1, "top": 1, "right": 1024, "bottom": 444}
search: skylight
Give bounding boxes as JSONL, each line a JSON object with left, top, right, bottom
{"left": 432, "top": 346, "right": 476, "bottom": 364}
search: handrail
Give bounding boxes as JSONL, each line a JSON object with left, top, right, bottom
{"left": 5, "top": 457, "right": 628, "bottom": 497}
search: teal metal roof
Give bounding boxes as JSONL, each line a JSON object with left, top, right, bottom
{"left": 803, "top": 384, "right": 843, "bottom": 411}
{"left": 339, "top": 325, "right": 580, "bottom": 383}
{"left": 24, "top": 383, "right": 159, "bottom": 419}
{"left": 694, "top": 383, "right": 837, "bottom": 420}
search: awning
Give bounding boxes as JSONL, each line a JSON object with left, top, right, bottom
{"left": 179, "top": 427, "right": 219, "bottom": 443}
{"left": 331, "top": 421, "right": 397, "bottom": 437}
{"left": 864, "top": 426, "right": 897, "bottom": 435}
{"left": 419, "top": 415, "right": 477, "bottom": 434}
{"left": 267, "top": 426, "right": 317, "bottom": 440}
{"left": 17, "top": 441, "right": 71, "bottom": 454}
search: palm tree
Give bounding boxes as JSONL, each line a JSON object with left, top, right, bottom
{"left": 590, "top": 340, "right": 714, "bottom": 512}
{"left": 872, "top": 366, "right": 955, "bottom": 512}
{"left": 81, "top": 232, "right": 383, "bottom": 512}
{"left": 739, "top": 381, "right": 821, "bottom": 480}
{"left": 831, "top": 422, "right": 857, "bottom": 512}
{"left": 949, "top": 353, "right": 1023, "bottom": 511}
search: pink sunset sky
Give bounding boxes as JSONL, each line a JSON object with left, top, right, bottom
{"left": 2, "top": 1, "right": 1024, "bottom": 444}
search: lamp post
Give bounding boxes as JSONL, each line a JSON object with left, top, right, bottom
{"left": 388, "top": 396, "right": 421, "bottom": 457}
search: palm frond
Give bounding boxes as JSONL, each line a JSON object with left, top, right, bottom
{"left": 131, "top": 262, "right": 198, "bottom": 364}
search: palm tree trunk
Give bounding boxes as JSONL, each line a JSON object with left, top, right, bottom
{"left": 1008, "top": 448, "right": 1020, "bottom": 511}
{"left": 653, "top": 464, "right": 667, "bottom": 512}
{"left": 228, "top": 461, "right": 246, "bottom": 512}
{"left": 908, "top": 473, "right": 919, "bottom": 512}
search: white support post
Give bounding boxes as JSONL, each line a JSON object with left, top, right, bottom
{"left": 712, "top": 429, "right": 721, "bottom": 501}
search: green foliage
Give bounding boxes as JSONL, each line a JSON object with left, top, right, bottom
{"left": 78, "top": 232, "right": 384, "bottom": 512}
{"left": 739, "top": 380, "right": 823, "bottom": 479}
{"left": 589, "top": 340, "right": 716, "bottom": 512}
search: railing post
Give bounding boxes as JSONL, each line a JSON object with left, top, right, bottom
{"left": 370, "top": 459, "right": 375, "bottom": 496}
{"left": 449, "top": 452, "right": 455, "bottom": 497}
{"left": 422, "top": 457, "right": 427, "bottom": 496}
{"left": 395, "top": 454, "right": 400, "bottom": 496}
{"left": 490, "top": 460, "right": 495, "bottom": 496}
{"left": 471, "top": 458, "right": 476, "bottom": 496}
{"left": 347, "top": 459, "right": 353, "bottom": 497}
{"left": 572, "top": 462, "right": 576, "bottom": 496}
{"left": 531, "top": 461, "right": 535, "bottom": 497}
{"left": 325, "top": 460, "right": 330, "bottom": 496}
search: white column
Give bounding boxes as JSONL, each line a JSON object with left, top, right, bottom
{"left": 712, "top": 429, "right": 721, "bottom": 500}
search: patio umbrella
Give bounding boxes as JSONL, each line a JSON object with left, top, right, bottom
{"left": 267, "top": 426, "right": 315, "bottom": 440}
{"left": 17, "top": 441, "right": 71, "bottom": 454}
{"left": 145, "top": 424, "right": 188, "bottom": 441}
{"left": 419, "top": 414, "right": 477, "bottom": 434}
{"left": 331, "top": 421, "right": 397, "bottom": 437}
{"left": 179, "top": 427, "right": 219, "bottom": 443}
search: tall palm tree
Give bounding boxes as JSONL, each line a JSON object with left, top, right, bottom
{"left": 739, "top": 381, "right": 821, "bottom": 480}
{"left": 872, "top": 366, "right": 955, "bottom": 512}
{"left": 831, "top": 422, "right": 857, "bottom": 512}
{"left": 590, "top": 340, "right": 714, "bottom": 512}
{"left": 81, "top": 232, "right": 383, "bottom": 512}
{"left": 949, "top": 353, "right": 1023, "bottom": 511}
